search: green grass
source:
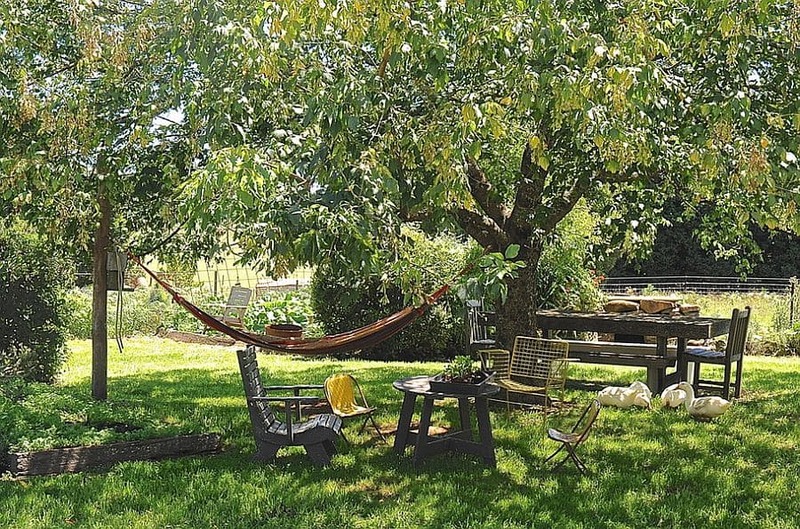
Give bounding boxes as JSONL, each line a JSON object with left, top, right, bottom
{"left": 3, "top": 337, "right": 800, "bottom": 528}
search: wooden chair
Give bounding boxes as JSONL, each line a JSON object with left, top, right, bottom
{"left": 682, "top": 306, "right": 751, "bottom": 399}
{"left": 479, "top": 336, "right": 570, "bottom": 423}
{"left": 544, "top": 399, "right": 601, "bottom": 474}
{"left": 466, "top": 300, "right": 498, "bottom": 354}
{"left": 324, "top": 373, "right": 386, "bottom": 443}
{"left": 236, "top": 346, "right": 342, "bottom": 466}
{"left": 213, "top": 285, "right": 253, "bottom": 329}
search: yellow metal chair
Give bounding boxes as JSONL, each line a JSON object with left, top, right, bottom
{"left": 324, "top": 373, "right": 386, "bottom": 443}
{"left": 479, "top": 336, "right": 570, "bottom": 424}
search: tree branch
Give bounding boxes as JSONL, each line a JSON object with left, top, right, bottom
{"left": 509, "top": 141, "right": 546, "bottom": 230}
{"left": 465, "top": 155, "right": 511, "bottom": 228}
{"left": 454, "top": 208, "right": 508, "bottom": 251}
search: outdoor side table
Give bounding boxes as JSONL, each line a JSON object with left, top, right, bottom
{"left": 392, "top": 376, "right": 501, "bottom": 467}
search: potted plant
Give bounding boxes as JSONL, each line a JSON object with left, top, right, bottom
{"left": 429, "top": 355, "right": 494, "bottom": 394}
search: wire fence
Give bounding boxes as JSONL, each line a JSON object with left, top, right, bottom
{"left": 600, "top": 276, "right": 795, "bottom": 294}
{"left": 601, "top": 276, "right": 799, "bottom": 327}
{"left": 192, "top": 267, "right": 313, "bottom": 298}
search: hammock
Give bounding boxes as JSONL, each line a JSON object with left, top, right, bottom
{"left": 131, "top": 255, "right": 450, "bottom": 356}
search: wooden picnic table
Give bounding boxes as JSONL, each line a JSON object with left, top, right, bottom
{"left": 535, "top": 310, "right": 731, "bottom": 391}
{"left": 392, "top": 376, "right": 500, "bottom": 467}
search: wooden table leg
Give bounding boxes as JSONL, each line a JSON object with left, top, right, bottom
{"left": 474, "top": 396, "right": 496, "bottom": 467}
{"left": 393, "top": 393, "right": 417, "bottom": 454}
{"left": 676, "top": 337, "right": 689, "bottom": 384}
{"left": 458, "top": 397, "right": 473, "bottom": 441}
{"left": 412, "top": 397, "right": 435, "bottom": 465}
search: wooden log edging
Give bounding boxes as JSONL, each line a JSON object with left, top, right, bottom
{"left": 2, "top": 433, "right": 222, "bottom": 477}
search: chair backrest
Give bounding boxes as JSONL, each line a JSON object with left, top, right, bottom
{"left": 466, "top": 300, "right": 494, "bottom": 343}
{"left": 479, "top": 349, "right": 511, "bottom": 379}
{"left": 237, "top": 346, "right": 277, "bottom": 428}
{"left": 570, "top": 399, "right": 602, "bottom": 444}
{"left": 510, "top": 336, "right": 570, "bottom": 388}
{"left": 222, "top": 286, "right": 253, "bottom": 321}
{"left": 324, "top": 374, "right": 362, "bottom": 415}
{"left": 725, "top": 306, "right": 751, "bottom": 360}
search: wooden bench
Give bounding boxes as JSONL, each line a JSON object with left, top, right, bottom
{"left": 563, "top": 340, "right": 678, "bottom": 390}
{"left": 236, "top": 346, "right": 342, "bottom": 466}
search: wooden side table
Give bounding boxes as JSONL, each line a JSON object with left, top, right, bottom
{"left": 392, "top": 376, "right": 500, "bottom": 467}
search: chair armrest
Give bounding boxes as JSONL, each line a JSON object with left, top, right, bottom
{"left": 249, "top": 396, "right": 321, "bottom": 404}
{"left": 265, "top": 384, "right": 324, "bottom": 391}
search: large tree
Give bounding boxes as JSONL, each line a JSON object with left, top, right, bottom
{"left": 0, "top": 0, "right": 195, "bottom": 398}
{"left": 172, "top": 0, "right": 800, "bottom": 344}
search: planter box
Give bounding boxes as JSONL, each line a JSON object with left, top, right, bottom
{"left": 429, "top": 371, "right": 495, "bottom": 395}
{"left": 1, "top": 433, "right": 222, "bottom": 477}
{"left": 265, "top": 324, "right": 304, "bottom": 339}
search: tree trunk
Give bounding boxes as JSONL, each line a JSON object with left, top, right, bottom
{"left": 496, "top": 245, "right": 543, "bottom": 347}
{"left": 91, "top": 185, "right": 111, "bottom": 400}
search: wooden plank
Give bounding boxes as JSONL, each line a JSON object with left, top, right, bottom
{"left": 565, "top": 340, "right": 677, "bottom": 357}
{"left": 3, "top": 433, "right": 222, "bottom": 477}
{"left": 536, "top": 310, "right": 730, "bottom": 340}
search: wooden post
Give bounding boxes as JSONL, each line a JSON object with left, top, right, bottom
{"left": 91, "top": 183, "right": 111, "bottom": 400}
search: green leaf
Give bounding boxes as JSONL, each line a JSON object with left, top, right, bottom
{"left": 504, "top": 244, "right": 520, "bottom": 259}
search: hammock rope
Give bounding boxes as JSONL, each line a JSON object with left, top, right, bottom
{"left": 130, "top": 255, "right": 454, "bottom": 356}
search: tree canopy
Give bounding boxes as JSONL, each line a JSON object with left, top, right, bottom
{"left": 2, "top": 0, "right": 800, "bottom": 348}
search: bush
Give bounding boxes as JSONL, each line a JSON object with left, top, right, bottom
{"left": 0, "top": 223, "right": 71, "bottom": 383}
{"left": 245, "top": 289, "right": 323, "bottom": 337}
{"left": 536, "top": 202, "right": 603, "bottom": 311}
{"left": 311, "top": 230, "right": 469, "bottom": 361}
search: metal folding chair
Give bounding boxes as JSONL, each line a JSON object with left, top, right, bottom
{"left": 544, "top": 399, "right": 601, "bottom": 474}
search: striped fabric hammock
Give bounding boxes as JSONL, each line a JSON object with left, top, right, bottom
{"left": 131, "top": 255, "right": 451, "bottom": 356}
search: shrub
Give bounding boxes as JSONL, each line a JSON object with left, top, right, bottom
{"left": 311, "top": 230, "right": 469, "bottom": 361}
{"left": 0, "top": 223, "right": 71, "bottom": 383}
{"left": 536, "top": 201, "right": 603, "bottom": 311}
{"left": 246, "top": 289, "right": 323, "bottom": 337}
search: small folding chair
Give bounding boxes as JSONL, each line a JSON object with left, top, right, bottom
{"left": 544, "top": 399, "right": 601, "bottom": 474}
{"left": 324, "top": 373, "right": 386, "bottom": 443}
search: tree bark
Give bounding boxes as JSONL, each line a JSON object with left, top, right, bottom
{"left": 496, "top": 243, "right": 543, "bottom": 347}
{"left": 91, "top": 183, "right": 111, "bottom": 400}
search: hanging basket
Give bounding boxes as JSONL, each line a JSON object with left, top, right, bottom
{"left": 265, "top": 324, "right": 304, "bottom": 340}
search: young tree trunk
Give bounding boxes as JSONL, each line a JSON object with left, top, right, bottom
{"left": 91, "top": 185, "right": 111, "bottom": 400}
{"left": 496, "top": 244, "right": 543, "bottom": 347}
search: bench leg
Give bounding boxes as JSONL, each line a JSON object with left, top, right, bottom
{"left": 305, "top": 442, "right": 333, "bottom": 466}
{"left": 646, "top": 366, "right": 665, "bottom": 394}
{"left": 253, "top": 442, "right": 281, "bottom": 462}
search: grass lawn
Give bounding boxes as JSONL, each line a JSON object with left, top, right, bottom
{"left": 2, "top": 337, "right": 800, "bottom": 529}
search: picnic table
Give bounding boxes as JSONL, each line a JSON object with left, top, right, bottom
{"left": 392, "top": 376, "right": 500, "bottom": 467}
{"left": 535, "top": 310, "right": 731, "bottom": 391}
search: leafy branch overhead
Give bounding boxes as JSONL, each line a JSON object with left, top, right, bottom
{"left": 2, "top": 0, "right": 799, "bottom": 346}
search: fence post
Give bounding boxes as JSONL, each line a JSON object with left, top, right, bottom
{"left": 790, "top": 277, "right": 796, "bottom": 328}
{"left": 213, "top": 270, "right": 218, "bottom": 297}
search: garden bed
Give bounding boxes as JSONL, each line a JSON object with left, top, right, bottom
{"left": 2, "top": 433, "right": 222, "bottom": 477}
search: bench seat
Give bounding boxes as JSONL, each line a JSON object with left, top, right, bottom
{"left": 563, "top": 340, "right": 678, "bottom": 389}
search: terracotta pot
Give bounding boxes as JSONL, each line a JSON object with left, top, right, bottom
{"left": 265, "top": 323, "right": 304, "bottom": 339}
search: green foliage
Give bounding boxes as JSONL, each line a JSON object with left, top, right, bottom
{"left": 0, "top": 223, "right": 70, "bottom": 383}
{"left": 458, "top": 245, "right": 526, "bottom": 305}
{"left": 245, "top": 289, "right": 322, "bottom": 337}
{"left": 0, "top": 377, "right": 186, "bottom": 452}
{"left": 5, "top": 337, "right": 800, "bottom": 527}
{"left": 442, "top": 355, "right": 479, "bottom": 382}
{"left": 62, "top": 286, "right": 205, "bottom": 340}
{"left": 311, "top": 230, "right": 470, "bottom": 360}
{"left": 537, "top": 204, "right": 604, "bottom": 311}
